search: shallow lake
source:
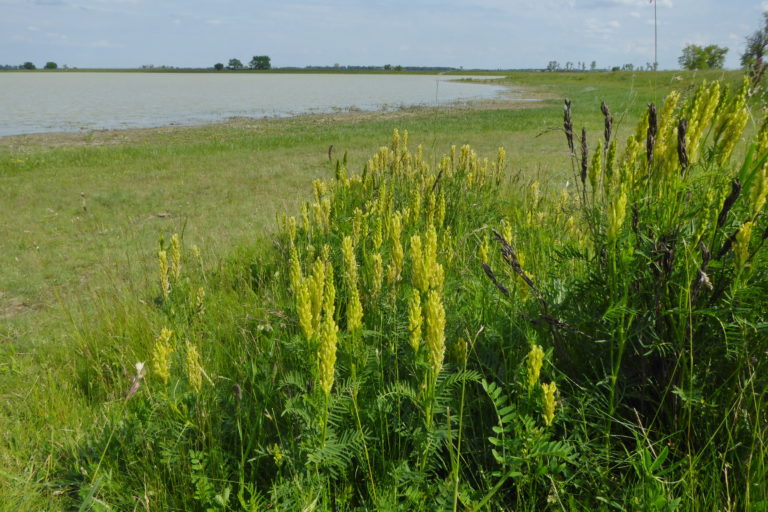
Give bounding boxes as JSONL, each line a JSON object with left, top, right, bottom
{"left": 0, "top": 72, "right": 510, "bottom": 137}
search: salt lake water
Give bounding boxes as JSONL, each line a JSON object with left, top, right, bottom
{"left": 0, "top": 72, "right": 509, "bottom": 137}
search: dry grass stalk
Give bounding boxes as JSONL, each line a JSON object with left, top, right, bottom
{"left": 647, "top": 103, "right": 658, "bottom": 166}
{"left": 563, "top": 99, "right": 574, "bottom": 155}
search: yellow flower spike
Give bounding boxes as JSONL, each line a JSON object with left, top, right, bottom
{"left": 352, "top": 208, "right": 363, "bottom": 244}
{"left": 411, "top": 189, "right": 422, "bottom": 223}
{"left": 734, "top": 221, "right": 754, "bottom": 272}
{"left": 301, "top": 203, "right": 311, "bottom": 235}
{"left": 323, "top": 260, "right": 336, "bottom": 318}
{"left": 169, "top": 234, "right": 182, "bottom": 281}
{"left": 321, "top": 244, "right": 331, "bottom": 262}
{"left": 410, "top": 234, "right": 427, "bottom": 293}
{"left": 158, "top": 249, "right": 170, "bottom": 300}
{"left": 541, "top": 382, "right": 558, "bottom": 426}
{"left": 321, "top": 198, "right": 332, "bottom": 234}
{"left": 607, "top": 190, "right": 628, "bottom": 243}
{"left": 478, "top": 233, "right": 490, "bottom": 264}
{"left": 296, "top": 279, "right": 314, "bottom": 341}
{"left": 450, "top": 145, "right": 457, "bottom": 170}
{"left": 289, "top": 245, "right": 303, "bottom": 292}
{"left": 371, "top": 253, "right": 383, "bottom": 297}
{"left": 186, "top": 343, "right": 203, "bottom": 394}
{"left": 604, "top": 140, "right": 617, "bottom": 199}
{"left": 407, "top": 289, "right": 422, "bottom": 353}
{"left": 287, "top": 216, "right": 297, "bottom": 243}
{"left": 310, "top": 258, "right": 326, "bottom": 331}
{"left": 749, "top": 168, "right": 768, "bottom": 217}
{"left": 341, "top": 235, "right": 358, "bottom": 289}
{"left": 346, "top": 286, "right": 363, "bottom": 334}
{"left": 432, "top": 263, "right": 445, "bottom": 294}
{"left": 391, "top": 128, "right": 400, "bottom": 152}
{"left": 436, "top": 192, "right": 446, "bottom": 228}
{"left": 424, "top": 223, "right": 438, "bottom": 269}
{"left": 425, "top": 290, "right": 446, "bottom": 377}
{"left": 151, "top": 327, "right": 174, "bottom": 385}
{"left": 318, "top": 308, "right": 339, "bottom": 397}
{"left": 501, "top": 219, "right": 513, "bottom": 246}
{"left": 372, "top": 218, "right": 383, "bottom": 251}
{"left": 312, "top": 179, "right": 326, "bottom": 203}
{"left": 497, "top": 147, "right": 506, "bottom": 177}
{"left": 589, "top": 140, "right": 603, "bottom": 193}
{"left": 526, "top": 345, "right": 544, "bottom": 391}
{"left": 312, "top": 202, "right": 324, "bottom": 230}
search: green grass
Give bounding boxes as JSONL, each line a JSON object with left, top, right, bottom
{"left": 0, "top": 69, "right": 759, "bottom": 510}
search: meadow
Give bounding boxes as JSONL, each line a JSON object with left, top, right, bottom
{"left": 0, "top": 69, "right": 763, "bottom": 510}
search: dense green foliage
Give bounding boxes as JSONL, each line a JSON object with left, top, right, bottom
{"left": 55, "top": 77, "right": 768, "bottom": 510}
{"left": 678, "top": 44, "right": 728, "bottom": 70}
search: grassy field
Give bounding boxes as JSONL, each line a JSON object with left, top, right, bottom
{"left": 0, "top": 69, "right": 760, "bottom": 510}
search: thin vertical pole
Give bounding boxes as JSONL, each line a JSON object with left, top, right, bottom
{"left": 653, "top": 0, "right": 658, "bottom": 70}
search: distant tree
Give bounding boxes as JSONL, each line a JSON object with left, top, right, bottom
{"left": 394, "top": 65, "right": 403, "bottom": 72}
{"left": 44, "top": 61, "right": 57, "bottom": 69}
{"left": 383, "top": 64, "right": 392, "bottom": 70}
{"left": 621, "top": 63, "right": 634, "bottom": 71}
{"left": 742, "top": 12, "right": 768, "bottom": 88}
{"left": 22, "top": 61, "right": 36, "bottom": 70}
{"left": 611, "top": 66, "right": 621, "bottom": 72}
{"left": 249, "top": 55, "right": 271, "bottom": 70}
{"left": 546, "top": 60, "right": 560, "bottom": 72}
{"left": 678, "top": 44, "right": 728, "bottom": 70}
{"left": 214, "top": 62, "right": 224, "bottom": 71}
{"left": 590, "top": 60, "right": 597, "bottom": 71}
{"left": 227, "top": 58, "right": 243, "bottom": 70}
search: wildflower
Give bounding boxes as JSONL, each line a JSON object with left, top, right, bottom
{"left": 186, "top": 344, "right": 203, "bottom": 393}
{"left": 541, "top": 382, "right": 557, "bottom": 426}
{"left": 371, "top": 253, "right": 383, "bottom": 297}
{"left": 341, "top": 236, "right": 358, "bottom": 289}
{"left": 607, "top": 190, "right": 628, "bottom": 243}
{"left": 734, "top": 221, "right": 754, "bottom": 272}
{"left": 478, "top": 233, "right": 490, "bottom": 263}
{"left": 318, "top": 307, "right": 339, "bottom": 396}
{"left": 158, "top": 250, "right": 170, "bottom": 300}
{"left": 151, "top": 328, "right": 174, "bottom": 385}
{"left": 436, "top": 192, "right": 446, "bottom": 228}
{"left": 125, "top": 362, "right": 146, "bottom": 400}
{"left": 410, "top": 234, "right": 427, "bottom": 292}
{"left": 170, "top": 234, "right": 182, "bottom": 280}
{"left": 425, "top": 290, "right": 446, "bottom": 376}
{"left": 310, "top": 258, "right": 326, "bottom": 331}
{"left": 407, "top": 289, "right": 422, "bottom": 353}
{"left": 346, "top": 286, "right": 363, "bottom": 334}
{"left": 589, "top": 140, "right": 603, "bottom": 193}
{"left": 526, "top": 345, "right": 544, "bottom": 391}
{"left": 296, "top": 279, "right": 314, "bottom": 340}
{"left": 289, "top": 245, "right": 303, "bottom": 292}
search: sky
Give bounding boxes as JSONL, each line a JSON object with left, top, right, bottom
{"left": 1, "top": 0, "right": 765, "bottom": 70}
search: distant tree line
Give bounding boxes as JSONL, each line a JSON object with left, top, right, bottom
{"left": 213, "top": 56, "right": 272, "bottom": 71}
{"left": 1, "top": 61, "right": 61, "bottom": 70}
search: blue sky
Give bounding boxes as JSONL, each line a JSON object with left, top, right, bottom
{"left": 1, "top": 0, "right": 765, "bottom": 70}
